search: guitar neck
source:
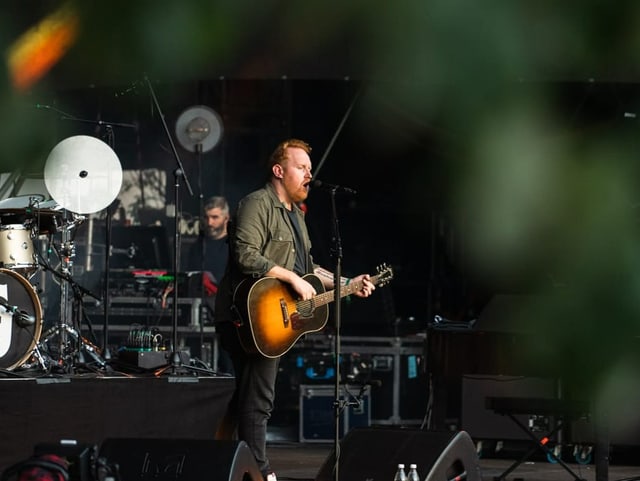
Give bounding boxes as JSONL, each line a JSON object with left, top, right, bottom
{"left": 314, "top": 274, "right": 381, "bottom": 307}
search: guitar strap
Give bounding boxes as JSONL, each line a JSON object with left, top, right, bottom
{"left": 230, "top": 303, "right": 243, "bottom": 327}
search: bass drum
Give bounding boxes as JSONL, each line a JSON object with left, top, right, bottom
{"left": 0, "top": 269, "right": 42, "bottom": 370}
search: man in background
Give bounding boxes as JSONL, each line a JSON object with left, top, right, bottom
{"left": 187, "top": 195, "right": 230, "bottom": 286}
{"left": 187, "top": 196, "right": 232, "bottom": 373}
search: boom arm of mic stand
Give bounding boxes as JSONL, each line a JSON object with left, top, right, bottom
{"left": 59, "top": 116, "right": 138, "bottom": 129}
{"left": 38, "top": 261, "right": 101, "bottom": 302}
{"left": 143, "top": 75, "right": 193, "bottom": 196}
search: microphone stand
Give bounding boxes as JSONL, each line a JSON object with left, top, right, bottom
{"left": 328, "top": 187, "right": 344, "bottom": 481}
{"left": 101, "top": 126, "right": 117, "bottom": 364}
{"left": 143, "top": 76, "right": 211, "bottom": 376}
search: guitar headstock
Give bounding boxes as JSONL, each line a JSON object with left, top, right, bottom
{"left": 374, "top": 263, "right": 394, "bottom": 287}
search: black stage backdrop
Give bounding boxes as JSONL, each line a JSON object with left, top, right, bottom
{"left": 0, "top": 376, "right": 234, "bottom": 472}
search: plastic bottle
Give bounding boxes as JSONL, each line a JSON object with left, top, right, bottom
{"left": 408, "top": 464, "right": 420, "bottom": 481}
{"left": 393, "top": 463, "right": 407, "bottom": 481}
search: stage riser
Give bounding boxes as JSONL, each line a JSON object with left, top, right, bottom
{"left": 0, "top": 377, "right": 234, "bottom": 473}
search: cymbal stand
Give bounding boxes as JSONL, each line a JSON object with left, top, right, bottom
{"left": 55, "top": 226, "right": 74, "bottom": 368}
{"left": 30, "top": 227, "right": 75, "bottom": 371}
{"left": 39, "top": 221, "right": 104, "bottom": 371}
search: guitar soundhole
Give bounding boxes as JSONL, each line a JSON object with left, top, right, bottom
{"left": 297, "top": 299, "right": 314, "bottom": 318}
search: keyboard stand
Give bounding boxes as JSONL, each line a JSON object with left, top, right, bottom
{"left": 486, "top": 397, "right": 589, "bottom": 481}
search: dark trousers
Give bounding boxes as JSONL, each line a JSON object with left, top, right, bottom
{"left": 217, "top": 321, "right": 280, "bottom": 477}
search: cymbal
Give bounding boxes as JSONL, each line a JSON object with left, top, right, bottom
{"left": 44, "top": 135, "right": 123, "bottom": 214}
{"left": 0, "top": 194, "right": 46, "bottom": 210}
{"left": 175, "top": 105, "right": 223, "bottom": 153}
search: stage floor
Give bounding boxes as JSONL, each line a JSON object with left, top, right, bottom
{"left": 1, "top": 370, "right": 638, "bottom": 481}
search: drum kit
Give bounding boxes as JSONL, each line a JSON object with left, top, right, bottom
{"left": 0, "top": 135, "right": 123, "bottom": 374}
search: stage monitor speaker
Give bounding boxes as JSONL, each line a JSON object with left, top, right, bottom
{"left": 99, "top": 438, "right": 262, "bottom": 481}
{"left": 316, "top": 428, "right": 481, "bottom": 481}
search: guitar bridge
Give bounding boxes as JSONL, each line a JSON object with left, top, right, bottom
{"left": 280, "top": 298, "right": 289, "bottom": 327}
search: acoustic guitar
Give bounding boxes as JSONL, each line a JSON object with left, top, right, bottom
{"left": 232, "top": 264, "right": 394, "bottom": 358}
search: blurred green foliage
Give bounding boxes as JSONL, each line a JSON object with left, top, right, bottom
{"left": 2, "top": 0, "right": 640, "bottom": 429}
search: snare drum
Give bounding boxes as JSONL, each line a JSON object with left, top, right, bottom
{"left": 0, "top": 269, "right": 43, "bottom": 370}
{"left": 0, "top": 224, "right": 37, "bottom": 278}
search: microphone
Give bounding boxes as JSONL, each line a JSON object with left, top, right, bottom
{"left": 0, "top": 297, "right": 35, "bottom": 327}
{"left": 14, "top": 310, "right": 35, "bottom": 327}
{"left": 311, "top": 179, "right": 357, "bottom": 195}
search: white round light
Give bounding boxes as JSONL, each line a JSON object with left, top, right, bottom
{"left": 44, "top": 135, "right": 123, "bottom": 214}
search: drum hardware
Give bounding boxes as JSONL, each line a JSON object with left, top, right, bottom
{"left": 0, "top": 194, "right": 86, "bottom": 284}
{"left": 35, "top": 232, "right": 104, "bottom": 372}
{"left": 15, "top": 343, "right": 49, "bottom": 372}
{"left": 2, "top": 211, "right": 103, "bottom": 373}
{"left": 0, "top": 197, "right": 97, "bottom": 372}
{"left": 0, "top": 196, "right": 85, "bottom": 372}
{"left": 38, "top": 322, "right": 105, "bottom": 369}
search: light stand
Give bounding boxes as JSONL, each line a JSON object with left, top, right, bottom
{"left": 174, "top": 105, "right": 223, "bottom": 371}
{"left": 196, "top": 143, "right": 207, "bottom": 366}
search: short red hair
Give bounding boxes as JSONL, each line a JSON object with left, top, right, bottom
{"left": 268, "top": 139, "right": 311, "bottom": 170}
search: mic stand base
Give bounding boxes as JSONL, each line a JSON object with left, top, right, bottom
{"left": 153, "top": 353, "right": 217, "bottom": 377}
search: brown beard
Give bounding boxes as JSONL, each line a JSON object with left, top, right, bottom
{"left": 290, "top": 185, "right": 309, "bottom": 204}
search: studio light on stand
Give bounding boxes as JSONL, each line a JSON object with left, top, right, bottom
{"left": 175, "top": 105, "right": 223, "bottom": 154}
{"left": 175, "top": 105, "right": 223, "bottom": 369}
